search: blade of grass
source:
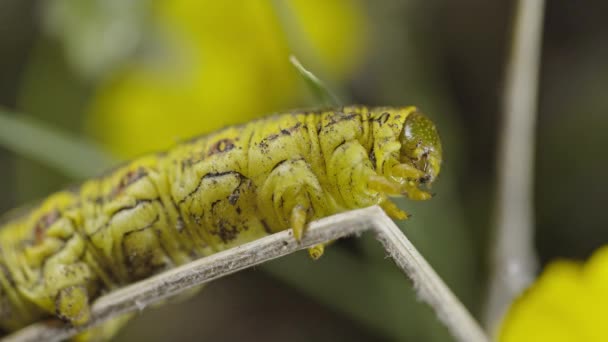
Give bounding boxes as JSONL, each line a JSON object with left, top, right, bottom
{"left": 270, "top": 0, "right": 349, "bottom": 106}
{"left": 289, "top": 55, "right": 341, "bottom": 106}
{"left": 0, "top": 109, "right": 115, "bottom": 179}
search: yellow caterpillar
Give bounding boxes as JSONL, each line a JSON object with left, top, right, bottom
{"left": 0, "top": 105, "right": 442, "bottom": 339}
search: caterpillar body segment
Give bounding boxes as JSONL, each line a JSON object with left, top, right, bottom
{"left": 0, "top": 105, "right": 442, "bottom": 338}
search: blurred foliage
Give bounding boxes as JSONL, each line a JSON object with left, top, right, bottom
{"left": 43, "top": 0, "right": 149, "bottom": 80}
{"left": 0, "top": 109, "right": 113, "bottom": 179}
{"left": 13, "top": 39, "right": 93, "bottom": 203}
{"left": 535, "top": 24, "right": 608, "bottom": 262}
{"left": 1, "top": 0, "right": 608, "bottom": 341}
{"left": 84, "top": 0, "right": 366, "bottom": 157}
{"left": 500, "top": 245, "right": 608, "bottom": 341}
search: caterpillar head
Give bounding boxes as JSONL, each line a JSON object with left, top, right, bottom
{"left": 399, "top": 111, "right": 443, "bottom": 185}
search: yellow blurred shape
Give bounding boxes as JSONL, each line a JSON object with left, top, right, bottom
{"left": 499, "top": 246, "right": 608, "bottom": 342}
{"left": 87, "top": 0, "right": 367, "bottom": 157}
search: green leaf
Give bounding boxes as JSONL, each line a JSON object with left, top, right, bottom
{"left": 0, "top": 109, "right": 116, "bottom": 179}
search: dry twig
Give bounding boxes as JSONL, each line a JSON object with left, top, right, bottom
{"left": 4, "top": 206, "right": 487, "bottom": 342}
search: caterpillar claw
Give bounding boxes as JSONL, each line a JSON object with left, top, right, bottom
{"left": 308, "top": 244, "right": 325, "bottom": 260}
{"left": 401, "top": 182, "right": 433, "bottom": 201}
{"left": 380, "top": 200, "right": 410, "bottom": 220}
{"left": 55, "top": 285, "right": 91, "bottom": 326}
{"left": 291, "top": 205, "right": 325, "bottom": 259}
{"left": 368, "top": 175, "right": 401, "bottom": 195}
{"left": 309, "top": 240, "right": 337, "bottom": 260}
{"left": 290, "top": 204, "right": 307, "bottom": 241}
{"left": 391, "top": 163, "right": 425, "bottom": 180}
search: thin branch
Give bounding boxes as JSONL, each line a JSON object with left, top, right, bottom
{"left": 371, "top": 210, "right": 488, "bottom": 342}
{"left": 484, "top": 0, "right": 545, "bottom": 331}
{"left": 4, "top": 206, "right": 487, "bottom": 342}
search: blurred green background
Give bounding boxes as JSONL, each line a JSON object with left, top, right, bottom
{"left": 1, "top": 1, "right": 607, "bottom": 341}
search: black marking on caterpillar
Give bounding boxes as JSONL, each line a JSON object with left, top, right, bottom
{"left": 324, "top": 112, "right": 361, "bottom": 129}
{"left": 375, "top": 112, "right": 390, "bottom": 125}
{"left": 178, "top": 171, "right": 247, "bottom": 205}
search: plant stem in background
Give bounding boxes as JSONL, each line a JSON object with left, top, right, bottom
{"left": 484, "top": 0, "right": 545, "bottom": 332}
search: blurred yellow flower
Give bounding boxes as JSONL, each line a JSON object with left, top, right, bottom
{"left": 499, "top": 246, "right": 608, "bottom": 342}
{"left": 86, "top": 0, "right": 367, "bottom": 157}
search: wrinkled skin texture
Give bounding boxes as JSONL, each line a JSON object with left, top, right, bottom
{"left": 0, "top": 106, "right": 442, "bottom": 339}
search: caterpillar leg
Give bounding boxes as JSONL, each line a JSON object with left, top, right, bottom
{"left": 402, "top": 181, "right": 433, "bottom": 201}
{"left": 308, "top": 243, "right": 325, "bottom": 260}
{"left": 391, "top": 163, "right": 425, "bottom": 180}
{"left": 326, "top": 141, "right": 423, "bottom": 221}
{"left": 380, "top": 199, "right": 409, "bottom": 220}
{"left": 55, "top": 285, "right": 91, "bottom": 326}
{"left": 71, "top": 312, "right": 134, "bottom": 342}
{"left": 368, "top": 175, "right": 402, "bottom": 195}
{"left": 368, "top": 174, "right": 432, "bottom": 201}
{"left": 290, "top": 204, "right": 308, "bottom": 241}
{"left": 368, "top": 163, "right": 433, "bottom": 201}
{"left": 288, "top": 194, "right": 328, "bottom": 260}
{"left": 290, "top": 204, "right": 326, "bottom": 259}
{"left": 18, "top": 214, "right": 99, "bottom": 327}
{"left": 19, "top": 261, "right": 96, "bottom": 327}
{"left": 260, "top": 158, "right": 327, "bottom": 259}
{"left": 288, "top": 188, "right": 327, "bottom": 260}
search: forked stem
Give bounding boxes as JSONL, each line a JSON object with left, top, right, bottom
{"left": 4, "top": 206, "right": 487, "bottom": 342}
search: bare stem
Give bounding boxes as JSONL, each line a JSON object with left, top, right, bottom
{"left": 484, "top": 0, "right": 545, "bottom": 331}
{"left": 4, "top": 206, "right": 487, "bottom": 342}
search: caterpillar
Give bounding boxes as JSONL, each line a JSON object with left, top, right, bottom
{"left": 0, "top": 105, "right": 442, "bottom": 339}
